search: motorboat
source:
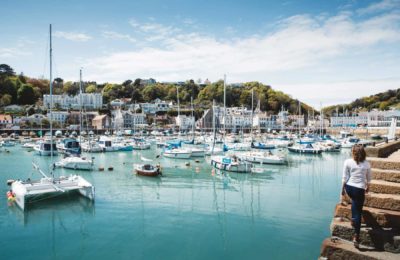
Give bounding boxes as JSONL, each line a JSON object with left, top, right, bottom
{"left": 55, "top": 155, "right": 94, "bottom": 170}
{"left": 57, "top": 138, "right": 81, "bottom": 154}
{"left": 163, "top": 147, "right": 192, "bottom": 159}
{"left": 134, "top": 164, "right": 161, "bottom": 177}
{"left": 131, "top": 139, "right": 151, "bottom": 150}
{"left": 34, "top": 139, "right": 58, "bottom": 156}
{"left": 210, "top": 155, "right": 252, "bottom": 173}
{"left": 240, "top": 151, "right": 286, "bottom": 165}
{"left": 81, "top": 140, "right": 103, "bottom": 153}
{"left": 251, "top": 142, "right": 276, "bottom": 150}
{"left": 98, "top": 136, "right": 132, "bottom": 152}
{"left": 22, "top": 142, "right": 36, "bottom": 149}
{"left": 1, "top": 139, "right": 16, "bottom": 147}
{"left": 288, "top": 143, "right": 323, "bottom": 154}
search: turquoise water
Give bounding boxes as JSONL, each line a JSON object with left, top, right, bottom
{"left": 0, "top": 145, "right": 348, "bottom": 259}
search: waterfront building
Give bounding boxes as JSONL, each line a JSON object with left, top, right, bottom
{"left": 175, "top": 115, "right": 195, "bottom": 130}
{"left": 253, "top": 113, "right": 279, "bottom": 130}
{"left": 329, "top": 110, "right": 400, "bottom": 127}
{"left": 66, "top": 111, "right": 99, "bottom": 127}
{"left": 92, "top": 114, "right": 111, "bottom": 130}
{"left": 367, "top": 109, "right": 400, "bottom": 127}
{"left": 121, "top": 110, "right": 147, "bottom": 128}
{"left": 43, "top": 93, "right": 103, "bottom": 110}
{"left": 140, "top": 99, "right": 172, "bottom": 114}
{"left": 0, "top": 114, "right": 12, "bottom": 128}
{"left": 330, "top": 112, "right": 368, "bottom": 127}
{"left": 46, "top": 111, "right": 69, "bottom": 125}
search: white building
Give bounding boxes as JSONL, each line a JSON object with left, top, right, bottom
{"left": 253, "top": 113, "right": 279, "bottom": 129}
{"left": 368, "top": 110, "right": 400, "bottom": 127}
{"left": 175, "top": 115, "right": 195, "bottom": 130}
{"left": 43, "top": 93, "right": 103, "bottom": 110}
{"left": 140, "top": 99, "right": 171, "bottom": 114}
{"left": 121, "top": 110, "right": 147, "bottom": 128}
{"left": 330, "top": 110, "right": 400, "bottom": 128}
{"left": 46, "top": 111, "right": 69, "bottom": 125}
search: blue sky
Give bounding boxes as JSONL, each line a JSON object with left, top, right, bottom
{"left": 1, "top": 0, "right": 400, "bottom": 107}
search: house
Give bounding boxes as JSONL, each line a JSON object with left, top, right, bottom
{"left": 67, "top": 111, "right": 99, "bottom": 127}
{"left": 46, "top": 111, "right": 69, "bottom": 125}
{"left": 140, "top": 99, "right": 171, "bottom": 114}
{"left": 175, "top": 115, "right": 195, "bottom": 130}
{"left": 92, "top": 115, "right": 110, "bottom": 130}
{"left": 43, "top": 93, "right": 103, "bottom": 110}
{"left": 0, "top": 114, "right": 12, "bottom": 128}
{"left": 121, "top": 110, "right": 147, "bottom": 128}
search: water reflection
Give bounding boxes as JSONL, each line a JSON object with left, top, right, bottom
{"left": 9, "top": 194, "right": 95, "bottom": 226}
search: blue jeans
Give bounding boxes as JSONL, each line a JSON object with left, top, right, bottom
{"left": 345, "top": 184, "right": 365, "bottom": 236}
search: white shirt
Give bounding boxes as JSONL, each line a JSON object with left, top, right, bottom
{"left": 342, "top": 159, "right": 371, "bottom": 189}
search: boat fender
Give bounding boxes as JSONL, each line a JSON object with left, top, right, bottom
{"left": 108, "top": 167, "right": 114, "bottom": 171}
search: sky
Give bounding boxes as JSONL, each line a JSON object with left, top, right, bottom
{"left": 1, "top": 0, "right": 400, "bottom": 108}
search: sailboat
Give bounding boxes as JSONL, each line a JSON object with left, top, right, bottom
{"left": 8, "top": 25, "right": 95, "bottom": 210}
{"left": 56, "top": 69, "right": 94, "bottom": 170}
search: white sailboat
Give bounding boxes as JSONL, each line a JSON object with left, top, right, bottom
{"left": 8, "top": 25, "right": 95, "bottom": 210}
{"left": 56, "top": 69, "right": 93, "bottom": 170}
{"left": 239, "top": 151, "right": 287, "bottom": 165}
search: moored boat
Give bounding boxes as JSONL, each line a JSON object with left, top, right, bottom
{"left": 134, "top": 164, "right": 161, "bottom": 177}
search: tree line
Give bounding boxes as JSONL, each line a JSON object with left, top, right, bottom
{"left": 323, "top": 88, "right": 400, "bottom": 116}
{"left": 0, "top": 64, "right": 313, "bottom": 114}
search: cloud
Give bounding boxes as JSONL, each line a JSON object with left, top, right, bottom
{"left": 102, "top": 31, "right": 136, "bottom": 43}
{"left": 83, "top": 9, "right": 400, "bottom": 107}
{"left": 128, "top": 18, "right": 180, "bottom": 42}
{"left": 0, "top": 47, "right": 31, "bottom": 58}
{"left": 358, "top": 0, "right": 400, "bottom": 15}
{"left": 277, "top": 78, "right": 400, "bottom": 107}
{"left": 54, "top": 31, "right": 92, "bottom": 42}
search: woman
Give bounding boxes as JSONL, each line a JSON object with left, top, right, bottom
{"left": 341, "top": 144, "right": 371, "bottom": 247}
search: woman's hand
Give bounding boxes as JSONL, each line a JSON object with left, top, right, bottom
{"left": 365, "top": 185, "right": 369, "bottom": 194}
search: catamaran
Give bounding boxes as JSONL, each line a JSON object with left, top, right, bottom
{"left": 8, "top": 25, "right": 95, "bottom": 210}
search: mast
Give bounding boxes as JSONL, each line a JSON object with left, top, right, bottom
{"left": 191, "top": 96, "right": 194, "bottom": 140}
{"left": 212, "top": 100, "right": 216, "bottom": 154}
{"left": 49, "top": 24, "right": 54, "bottom": 172}
{"left": 176, "top": 86, "right": 180, "bottom": 135}
{"left": 251, "top": 88, "right": 254, "bottom": 138}
{"left": 79, "top": 68, "right": 83, "bottom": 145}
{"left": 223, "top": 74, "right": 226, "bottom": 138}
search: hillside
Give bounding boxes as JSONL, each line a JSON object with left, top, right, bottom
{"left": 324, "top": 88, "right": 400, "bottom": 116}
{"left": 0, "top": 63, "right": 313, "bottom": 115}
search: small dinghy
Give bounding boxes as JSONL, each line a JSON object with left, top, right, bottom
{"left": 135, "top": 164, "right": 161, "bottom": 177}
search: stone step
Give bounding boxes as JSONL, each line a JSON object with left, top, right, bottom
{"left": 343, "top": 193, "right": 400, "bottom": 211}
{"left": 365, "top": 193, "right": 400, "bottom": 211}
{"left": 368, "top": 158, "right": 400, "bottom": 171}
{"left": 320, "top": 238, "right": 400, "bottom": 260}
{"left": 330, "top": 219, "right": 400, "bottom": 252}
{"left": 372, "top": 168, "right": 400, "bottom": 183}
{"left": 369, "top": 180, "right": 400, "bottom": 195}
{"left": 335, "top": 204, "right": 400, "bottom": 228}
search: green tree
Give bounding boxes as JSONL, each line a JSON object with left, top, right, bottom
{"left": 0, "top": 94, "right": 12, "bottom": 106}
{"left": 0, "top": 64, "right": 15, "bottom": 77}
{"left": 85, "top": 84, "right": 97, "bottom": 93}
{"left": 17, "top": 84, "right": 36, "bottom": 105}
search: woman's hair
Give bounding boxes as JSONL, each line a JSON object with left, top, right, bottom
{"left": 352, "top": 144, "right": 366, "bottom": 164}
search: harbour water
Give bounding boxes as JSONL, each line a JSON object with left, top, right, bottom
{"left": 0, "top": 146, "right": 347, "bottom": 259}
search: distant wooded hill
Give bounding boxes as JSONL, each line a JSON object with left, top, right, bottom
{"left": 0, "top": 63, "right": 313, "bottom": 114}
{"left": 323, "top": 88, "right": 400, "bottom": 116}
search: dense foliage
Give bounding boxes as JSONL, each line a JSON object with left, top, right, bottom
{"left": 0, "top": 64, "right": 312, "bottom": 114}
{"left": 324, "top": 88, "right": 400, "bottom": 116}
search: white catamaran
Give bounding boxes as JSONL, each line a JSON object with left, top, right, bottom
{"left": 8, "top": 25, "right": 95, "bottom": 210}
